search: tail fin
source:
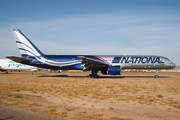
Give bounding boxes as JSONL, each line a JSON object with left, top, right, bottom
{"left": 11, "top": 29, "right": 44, "bottom": 57}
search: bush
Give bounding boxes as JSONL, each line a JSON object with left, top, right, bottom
{"left": 14, "top": 95, "right": 22, "bottom": 98}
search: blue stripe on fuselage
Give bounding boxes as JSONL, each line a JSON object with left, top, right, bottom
{"left": 28, "top": 55, "right": 83, "bottom": 69}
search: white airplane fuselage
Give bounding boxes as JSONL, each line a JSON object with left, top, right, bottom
{"left": 0, "top": 59, "right": 37, "bottom": 72}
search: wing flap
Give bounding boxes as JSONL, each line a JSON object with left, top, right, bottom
{"left": 78, "top": 56, "right": 109, "bottom": 70}
{"left": 6, "top": 56, "right": 33, "bottom": 64}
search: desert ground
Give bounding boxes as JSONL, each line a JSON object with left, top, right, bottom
{"left": 0, "top": 71, "right": 180, "bottom": 120}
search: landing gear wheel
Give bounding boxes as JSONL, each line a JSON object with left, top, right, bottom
{"left": 89, "top": 74, "right": 93, "bottom": 78}
{"left": 88, "top": 74, "right": 99, "bottom": 78}
{"left": 154, "top": 75, "right": 159, "bottom": 78}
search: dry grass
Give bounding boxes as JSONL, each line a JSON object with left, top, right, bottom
{"left": 0, "top": 71, "right": 180, "bottom": 119}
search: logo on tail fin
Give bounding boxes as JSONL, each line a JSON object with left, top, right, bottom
{"left": 12, "top": 29, "right": 44, "bottom": 57}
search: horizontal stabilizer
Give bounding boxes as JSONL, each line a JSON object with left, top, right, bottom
{"left": 6, "top": 56, "right": 33, "bottom": 64}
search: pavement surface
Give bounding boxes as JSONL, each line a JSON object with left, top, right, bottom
{"left": 0, "top": 105, "right": 65, "bottom": 120}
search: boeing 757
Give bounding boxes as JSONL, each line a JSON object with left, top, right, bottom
{"left": 7, "top": 29, "right": 176, "bottom": 78}
{"left": 0, "top": 59, "right": 37, "bottom": 73}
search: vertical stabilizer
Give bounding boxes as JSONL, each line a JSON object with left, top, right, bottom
{"left": 12, "top": 29, "right": 44, "bottom": 57}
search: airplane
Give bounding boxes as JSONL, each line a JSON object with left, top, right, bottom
{"left": 0, "top": 59, "right": 37, "bottom": 74}
{"left": 6, "top": 29, "right": 176, "bottom": 78}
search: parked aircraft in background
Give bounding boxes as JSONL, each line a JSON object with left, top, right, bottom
{"left": 7, "top": 29, "right": 176, "bottom": 78}
{"left": 0, "top": 59, "right": 37, "bottom": 73}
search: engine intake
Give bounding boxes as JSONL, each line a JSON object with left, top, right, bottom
{"left": 101, "top": 66, "right": 122, "bottom": 75}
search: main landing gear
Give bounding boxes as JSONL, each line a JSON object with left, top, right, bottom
{"left": 89, "top": 69, "right": 99, "bottom": 78}
{"left": 154, "top": 69, "right": 159, "bottom": 78}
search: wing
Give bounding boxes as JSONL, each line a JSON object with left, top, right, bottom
{"left": 78, "top": 56, "right": 109, "bottom": 70}
{"left": 6, "top": 56, "right": 33, "bottom": 64}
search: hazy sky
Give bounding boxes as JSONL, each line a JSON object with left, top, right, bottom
{"left": 0, "top": 0, "right": 180, "bottom": 65}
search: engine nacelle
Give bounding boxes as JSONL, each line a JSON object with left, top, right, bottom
{"left": 101, "top": 66, "right": 122, "bottom": 75}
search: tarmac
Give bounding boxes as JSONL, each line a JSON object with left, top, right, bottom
{"left": 0, "top": 105, "right": 65, "bottom": 120}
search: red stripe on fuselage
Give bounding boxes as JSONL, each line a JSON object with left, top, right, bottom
{"left": 93, "top": 55, "right": 109, "bottom": 64}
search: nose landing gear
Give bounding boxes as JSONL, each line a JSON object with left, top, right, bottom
{"left": 154, "top": 69, "right": 159, "bottom": 78}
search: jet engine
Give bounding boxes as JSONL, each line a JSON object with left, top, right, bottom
{"left": 101, "top": 66, "right": 122, "bottom": 75}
